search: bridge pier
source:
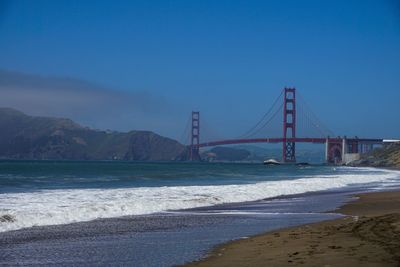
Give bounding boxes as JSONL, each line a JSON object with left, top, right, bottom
{"left": 326, "top": 138, "right": 343, "bottom": 164}
{"left": 326, "top": 137, "right": 360, "bottom": 164}
{"left": 342, "top": 137, "right": 362, "bottom": 164}
{"left": 325, "top": 137, "right": 384, "bottom": 164}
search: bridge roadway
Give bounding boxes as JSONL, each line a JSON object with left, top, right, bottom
{"left": 198, "top": 137, "right": 384, "bottom": 148}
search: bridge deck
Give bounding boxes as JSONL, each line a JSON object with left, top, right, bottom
{"left": 198, "top": 138, "right": 383, "bottom": 148}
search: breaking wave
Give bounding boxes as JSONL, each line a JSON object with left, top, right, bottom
{"left": 0, "top": 167, "right": 399, "bottom": 232}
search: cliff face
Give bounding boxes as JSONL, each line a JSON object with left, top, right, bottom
{"left": 0, "top": 108, "right": 185, "bottom": 161}
{"left": 349, "top": 143, "right": 400, "bottom": 168}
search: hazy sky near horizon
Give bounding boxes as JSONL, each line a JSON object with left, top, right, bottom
{"left": 0, "top": 0, "right": 399, "bottom": 140}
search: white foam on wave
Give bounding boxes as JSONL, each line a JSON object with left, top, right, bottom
{"left": 0, "top": 167, "right": 399, "bottom": 232}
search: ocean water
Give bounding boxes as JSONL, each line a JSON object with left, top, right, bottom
{"left": 1, "top": 161, "right": 400, "bottom": 233}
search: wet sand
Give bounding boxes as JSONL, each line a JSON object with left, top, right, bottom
{"left": 185, "top": 191, "right": 400, "bottom": 267}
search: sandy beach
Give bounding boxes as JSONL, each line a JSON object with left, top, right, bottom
{"left": 185, "top": 190, "right": 400, "bottom": 267}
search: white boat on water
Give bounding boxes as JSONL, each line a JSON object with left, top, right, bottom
{"left": 263, "top": 159, "right": 281, "bottom": 165}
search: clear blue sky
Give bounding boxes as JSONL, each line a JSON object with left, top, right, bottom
{"left": 0, "top": 0, "right": 399, "bottom": 139}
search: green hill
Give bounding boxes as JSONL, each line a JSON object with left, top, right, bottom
{"left": 0, "top": 108, "right": 185, "bottom": 161}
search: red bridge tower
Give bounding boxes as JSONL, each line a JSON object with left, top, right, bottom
{"left": 190, "top": 111, "right": 200, "bottom": 161}
{"left": 283, "top": 87, "right": 296, "bottom": 162}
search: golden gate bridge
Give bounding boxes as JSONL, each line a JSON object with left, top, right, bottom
{"left": 181, "top": 88, "right": 386, "bottom": 164}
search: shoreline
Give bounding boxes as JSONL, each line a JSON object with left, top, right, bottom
{"left": 184, "top": 190, "right": 400, "bottom": 266}
{"left": 0, "top": 185, "right": 346, "bottom": 266}
{"left": 1, "top": 166, "right": 399, "bottom": 266}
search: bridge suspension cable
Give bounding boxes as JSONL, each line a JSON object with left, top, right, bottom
{"left": 297, "top": 92, "right": 334, "bottom": 137}
{"left": 298, "top": 106, "right": 327, "bottom": 137}
{"left": 245, "top": 102, "right": 283, "bottom": 138}
{"left": 201, "top": 118, "right": 224, "bottom": 143}
{"left": 179, "top": 114, "right": 191, "bottom": 145}
{"left": 237, "top": 89, "right": 284, "bottom": 139}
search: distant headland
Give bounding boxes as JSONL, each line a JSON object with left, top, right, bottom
{"left": 0, "top": 107, "right": 185, "bottom": 161}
